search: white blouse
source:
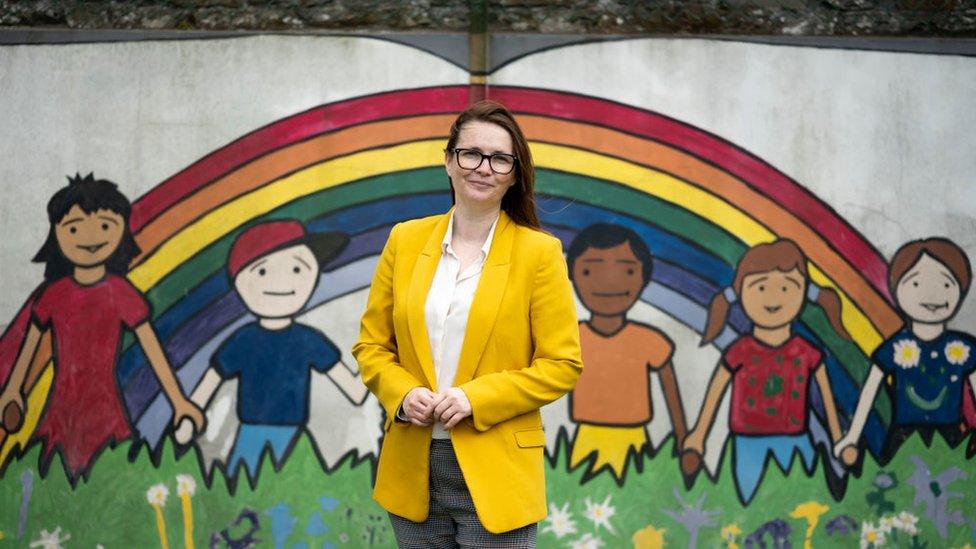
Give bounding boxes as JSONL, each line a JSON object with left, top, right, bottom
{"left": 424, "top": 212, "right": 499, "bottom": 439}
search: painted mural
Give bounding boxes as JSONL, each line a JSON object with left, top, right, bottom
{"left": 1, "top": 34, "right": 975, "bottom": 548}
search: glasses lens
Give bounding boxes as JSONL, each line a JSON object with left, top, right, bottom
{"left": 489, "top": 154, "right": 515, "bottom": 174}
{"left": 457, "top": 150, "right": 484, "bottom": 170}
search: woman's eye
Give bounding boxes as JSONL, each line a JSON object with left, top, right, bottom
{"left": 627, "top": 268, "right": 635, "bottom": 275}
{"left": 258, "top": 268, "right": 266, "bottom": 276}
{"left": 293, "top": 266, "right": 301, "bottom": 274}
{"left": 913, "top": 281, "right": 919, "bottom": 287}
{"left": 69, "top": 227, "right": 77, "bottom": 234}
{"left": 782, "top": 286, "right": 787, "bottom": 292}
{"left": 582, "top": 269, "right": 590, "bottom": 276}
{"left": 101, "top": 223, "right": 109, "bottom": 231}
{"left": 758, "top": 285, "right": 765, "bottom": 292}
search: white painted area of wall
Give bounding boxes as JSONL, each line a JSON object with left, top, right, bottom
{"left": 493, "top": 38, "right": 976, "bottom": 329}
{"left": 0, "top": 35, "right": 467, "bottom": 326}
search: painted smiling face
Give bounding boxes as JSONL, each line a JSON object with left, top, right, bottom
{"left": 54, "top": 205, "right": 125, "bottom": 268}
{"left": 895, "top": 253, "right": 962, "bottom": 324}
{"left": 572, "top": 242, "right": 645, "bottom": 317}
{"left": 740, "top": 268, "right": 806, "bottom": 329}
{"left": 234, "top": 244, "right": 319, "bottom": 319}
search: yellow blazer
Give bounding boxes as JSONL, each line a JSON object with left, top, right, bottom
{"left": 353, "top": 210, "right": 583, "bottom": 533}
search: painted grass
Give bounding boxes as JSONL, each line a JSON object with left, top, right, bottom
{"left": 0, "top": 432, "right": 973, "bottom": 548}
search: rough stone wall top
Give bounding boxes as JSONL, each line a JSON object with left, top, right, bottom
{"left": 1, "top": 0, "right": 975, "bottom": 36}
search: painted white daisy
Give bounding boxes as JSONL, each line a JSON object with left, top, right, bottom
{"left": 146, "top": 483, "right": 170, "bottom": 506}
{"left": 542, "top": 502, "right": 577, "bottom": 539}
{"left": 878, "top": 515, "right": 896, "bottom": 534}
{"left": 895, "top": 511, "right": 919, "bottom": 536}
{"left": 568, "top": 532, "right": 604, "bottom": 549}
{"left": 176, "top": 473, "right": 197, "bottom": 497}
{"left": 29, "top": 527, "right": 71, "bottom": 549}
{"left": 945, "top": 340, "right": 971, "bottom": 366}
{"left": 583, "top": 495, "right": 616, "bottom": 534}
{"left": 860, "top": 521, "right": 886, "bottom": 549}
{"left": 893, "top": 339, "right": 921, "bottom": 369}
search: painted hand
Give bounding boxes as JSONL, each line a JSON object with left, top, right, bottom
{"left": 833, "top": 432, "right": 859, "bottom": 466}
{"left": 432, "top": 387, "right": 472, "bottom": 429}
{"left": 172, "top": 398, "right": 206, "bottom": 433}
{"left": 683, "top": 428, "right": 705, "bottom": 456}
{"left": 402, "top": 387, "right": 438, "bottom": 426}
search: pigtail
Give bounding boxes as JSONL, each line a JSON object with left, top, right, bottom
{"left": 701, "top": 288, "right": 734, "bottom": 346}
{"left": 813, "top": 286, "right": 851, "bottom": 341}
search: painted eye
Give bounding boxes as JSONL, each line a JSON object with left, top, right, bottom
{"left": 758, "top": 285, "right": 765, "bottom": 292}
{"left": 782, "top": 286, "right": 787, "bottom": 292}
{"left": 582, "top": 268, "right": 590, "bottom": 276}
{"left": 101, "top": 223, "right": 109, "bottom": 231}
{"left": 293, "top": 266, "right": 301, "bottom": 274}
{"left": 258, "top": 268, "right": 266, "bottom": 276}
{"left": 627, "top": 268, "right": 635, "bottom": 275}
{"left": 913, "top": 281, "right": 919, "bottom": 287}
{"left": 69, "top": 227, "right": 77, "bottom": 234}
{"left": 945, "top": 283, "right": 950, "bottom": 288}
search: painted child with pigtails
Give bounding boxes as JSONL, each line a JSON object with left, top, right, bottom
{"left": 682, "top": 239, "right": 850, "bottom": 503}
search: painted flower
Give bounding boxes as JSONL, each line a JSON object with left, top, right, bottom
{"left": 721, "top": 523, "right": 742, "bottom": 542}
{"left": 146, "top": 483, "right": 170, "bottom": 506}
{"left": 894, "top": 511, "right": 919, "bottom": 536}
{"left": 583, "top": 495, "right": 616, "bottom": 534}
{"left": 893, "top": 339, "right": 920, "bottom": 369}
{"left": 176, "top": 473, "right": 197, "bottom": 497}
{"left": 569, "top": 532, "right": 604, "bottom": 549}
{"left": 29, "top": 527, "right": 71, "bottom": 549}
{"left": 632, "top": 524, "right": 666, "bottom": 549}
{"left": 860, "top": 521, "right": 886, "bottom": 548}
{"left": 878, "top": 515, "right": 895, "bottom": 534}
{"left": 542, "top": 502, "right": 577, "bottom": 539}
{"left": 945, "top": 340, "right": 971, "bottom": 366}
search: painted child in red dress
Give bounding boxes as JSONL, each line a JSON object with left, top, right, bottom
{"left": 683, "top": 239, "right": 850, "bottom": 503}
{"left": 0, "top": 174, "right": 204, "bottom": 480}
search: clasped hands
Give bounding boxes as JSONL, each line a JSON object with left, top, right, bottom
{"left": 401, "top": 386, "right": 472, "bottom": 429}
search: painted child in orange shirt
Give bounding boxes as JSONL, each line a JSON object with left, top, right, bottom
{"left": 566, "top": 223, "right": 688, "bottom": 480}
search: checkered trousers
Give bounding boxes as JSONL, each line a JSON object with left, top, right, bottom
{"left": 388, "top": 439, "right": 538, "bottom": 548}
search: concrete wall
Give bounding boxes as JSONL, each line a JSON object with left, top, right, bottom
{"left": 0, "top": 33, "right": 974, "bottom": 548}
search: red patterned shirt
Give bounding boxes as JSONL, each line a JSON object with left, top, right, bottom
{"left": 723, "top": 334, "right": 822, "bottom": 435}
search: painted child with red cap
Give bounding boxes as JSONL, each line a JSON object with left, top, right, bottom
{"left": 174, "top": 220, "right": 367, "bottom": 480}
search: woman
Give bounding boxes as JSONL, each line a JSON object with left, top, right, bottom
{"left": 833, "top": 238, "right": 975, "bottom": 465}
{"left": 353, "top": 100, "right": 582, "bottom": 546}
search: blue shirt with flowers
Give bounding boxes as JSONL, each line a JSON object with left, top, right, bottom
{"left": 873, "top": 328, "right": 976, "bottom": 426}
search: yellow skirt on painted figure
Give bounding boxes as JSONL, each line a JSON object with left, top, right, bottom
{"left": 570, "top": 423, "right": 648, "bottom": 480}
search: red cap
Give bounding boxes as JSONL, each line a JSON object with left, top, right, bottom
{"left": 227, "top": 220, "right": 307, "bottom": 279}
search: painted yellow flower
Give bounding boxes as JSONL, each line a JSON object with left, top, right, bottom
{"left": 720, "top": 524, "right": 742, "bottom": 541}
{"left": 893, "top": 339, "right": 920, "bottom": 369}
{"left": 945, "top": 340, "right": 970, "bottom": 366}
{"left": 632, "top": 524, "right": 666, "bottom": 549}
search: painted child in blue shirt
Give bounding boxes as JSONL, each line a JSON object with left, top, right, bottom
{"left": 175, "top": 220, "right": 367, "bottom": 479}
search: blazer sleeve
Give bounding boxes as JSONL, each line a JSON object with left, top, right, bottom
{"left": 460, "top": 236, "right": 583, "bottom": 431}
{"left": 352, "top": 223, "right": 423, "bottom": 424}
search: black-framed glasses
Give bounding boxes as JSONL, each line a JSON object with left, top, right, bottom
{"left": 452, "top": 148, "right": 518, "bottom": 175}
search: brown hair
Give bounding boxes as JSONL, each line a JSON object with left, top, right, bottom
{"left": 888, "top": 238, "right": 972, "bottom": 304}
{"left": 700, "top": 239, "right": 851, "bottom": 345}
{"left": 445, "top": 100, "right": 541, "bottom": 230}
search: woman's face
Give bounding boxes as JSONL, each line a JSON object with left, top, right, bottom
{"left": 740, "top": 268, "right": 806, "bottom": 330}
{"left": 895, "top": 253, "right": 962, "bottom": 324}
{"left": 54, "top": 204, "right": 125, "bottom": 268}
{"left": 445, "top": 120, "right": 516, "bottom": 211}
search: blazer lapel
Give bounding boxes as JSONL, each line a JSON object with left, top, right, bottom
{"left": 453, "top": 213, "right": 514, "bottom": 386}
{"left": 406, "top": 212, "right": 451, "bottom": 390}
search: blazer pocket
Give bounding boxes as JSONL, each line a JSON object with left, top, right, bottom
{"left": 514, "top": 428, "right": 545, "bottom": 448}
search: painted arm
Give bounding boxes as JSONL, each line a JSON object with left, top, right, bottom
{"left": 326, "top": 361, "right": 368, "bottom": 405}
{"left": 459, "top": 238, "right": 583, "bottom": 431}
{"left": 352, "top": 224, "right": 426, "bottom": 429}
{"left": 683, "top": 365, "right": 732, "bottom": 455}
{"left": 174, "top": 368, "right": 223, "bottom": 444}
{"left": 814, "top": 363, "right": 842, "bottom": 443}
{"left": 657, "top": 361, "right": 688, "bottom": 448}
{"left": 134, "top": 322, "right": 205, "bottom": 432}
{"left": 0, "top": 322, "right": 43, "bottom": 428}
{"left": 832, "top": 364, "right": 884, "bottom": 460}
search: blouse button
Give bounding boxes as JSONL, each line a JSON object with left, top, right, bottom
{"left": 930, "top": 351, "right": 939, "bottom": 359}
